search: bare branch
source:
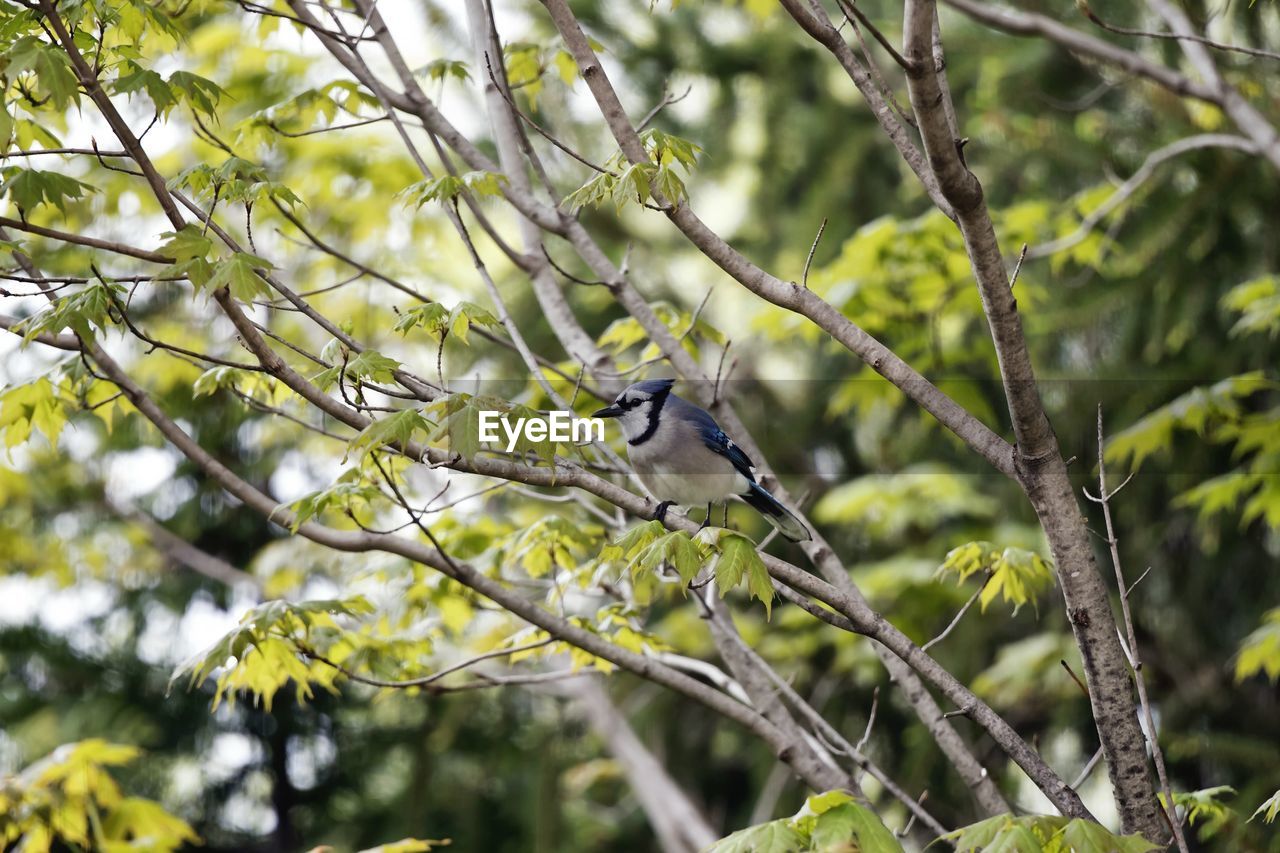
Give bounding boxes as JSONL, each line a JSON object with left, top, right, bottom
{"left": 922, "top": 576, "right": 988, "bottom": 653}
{"left": 108, "top": 500, "right": 264, "bottom": 590}
{"left": 0, "top": 216, "right": 173, "bottom": 264}
{"left": 1142, "top": 0, "right": 1280, "bottom": 172}
{"left": 801, "top": 217, "right": 827, "bottom": 289}
{"left": 835, "top": 0, "right": 913, "bottom": 71}
{"left": 939, "top": 0, "right": 1219, "bottom": 104}
{"left": 901, "top": 0, "right": 1162, "bottom": 837}
{"left": 1095, "top": 406, "right": 1188, "bottom": 853}
{"left": 1029, "top": 134, "right": 1258, "bottom": 259}
{"left": 637, "top": 84, "right": 693, "bottom": 131}
{"left": 1077, "top": 1, "right": 1280, "bottom": 63}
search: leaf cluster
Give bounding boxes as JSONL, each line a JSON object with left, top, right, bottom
{"left": 707, "top": 790, "right": 902, "bottom": 853}
{"left": 564, "top": 129, "right": 702, "bottom": 212}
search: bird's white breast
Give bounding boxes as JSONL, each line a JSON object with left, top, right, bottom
{"left": 628, "top": 418, "right": 751, "bottom": 505}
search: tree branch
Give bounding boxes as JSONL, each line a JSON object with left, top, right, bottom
{"left": 1090, "top": 407, "right": 1187, "bottom": 852}
{"left": 1028, "top": 133, "right": 1259, "bottom": 260}
{"left": 938, "top": 0, "right": 1219, "bottom": 103}
{"left": 901, "top": 0, "right": 1163, "bottom": 839}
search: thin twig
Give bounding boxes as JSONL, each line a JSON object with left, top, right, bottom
{"left": 637, "top": 84, "right": 693, "bottom": 131}
{"left": 484, "top": 56, "right": 612, "bottom": 174}
{"left": 1028, "top": 134, "right": 1256, "bottom": 259}
{"left": 854, "top": 686, "right": 879, "bottom": 754}
{"left": 1126, "top": 566, "right": 1154, "bottom": 598}
{"left": 1008, "top": 243, "right": 1028, "bottom": 290}
{"left": 266, "top": 115, "right": 390, "bottom": 137}
{"left": 835, "top": 0, "right": 914, "bottom": 70}
{"left": 1071, "top": 746, "right": 1104, "bottom": 789}
{"left": 922, "top": 575, "right": 989, "bottom": 652}
{"left": 801, "top": 218, "right": 827, "bottom": 289}
{"left": 1094, "top": 405, "right": 1189, "bottom": 853}
{"left": 1059, "top": 660, "right": 1090, "bottom": 699}
{"left": 1078, "top": 1, "right": 1280, "bottom": 62}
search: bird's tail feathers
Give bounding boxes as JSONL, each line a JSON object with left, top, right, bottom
{"left": 740, "top": 482, "right": 810, "bottom": 542}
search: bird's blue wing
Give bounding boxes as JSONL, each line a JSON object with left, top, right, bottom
{"left": 670, "top": 398, "right": 756, "bottom": 482}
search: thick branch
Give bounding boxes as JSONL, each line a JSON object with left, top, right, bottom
{"left": 901, "top": 0, "right": 1163, "bottom": 839}
{"left": 0, "top": 216, "right": 173, "bottom": 264}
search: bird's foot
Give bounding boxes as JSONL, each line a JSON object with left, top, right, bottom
{"left": 652, "top": 500, "right": 675, "bottom": 523}
{"left": 696, "top": 501, "right": 712, "bottom": 533}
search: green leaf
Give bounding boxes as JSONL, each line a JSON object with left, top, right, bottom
{"left": 1, "top": 377, "right": 66, "bottom": 450}
{"left": 422, "top": 58, "right": 470, "bottom": 83}
{"left": 804, "top": 790, "right": 855, "bottom": 815}
{"left": 811, "top": 803, "right": 904, "bottom": 852}
{"left": 112, "top": 60, "right": 176, "bottom": 113}
{"left": 705, "top": 820, "right": 806, "bottom": 853}
{"left": 944, "top": 814, "right": 1066, "bottom": 852}
{"left": 173, "top": 597, "right": 373, "bottom": 709}
{"left": 983, "top": 825, "right": 1043, "bottom": 853}
{"left": 937, "top": 541, "right": 1055, "bottom": 615}
{"left": 168, "top": 70, "right": 227, "bottom": 116}
{"left": 193, "top": 366, "right": 250, "bottom": 397}
{"left": 445, "top": 397, "right": 482, "bottom": 460}
{"left": 1249, "top": 789, "right": 1280, "bottom": 824}
{"left": 19, "top": 279, "right": 123, "bottom": 342}
{"left": 599, "top": 519, "right": 665, "bottom": 563}
{"left": 668, "top": 533, "right": 704, "bottom": 584}
{"left": 208, "top": 252, "right": 273, "bottom": 301}
{"left": 631, "top": 531, "right": 705, "bottom": 585}
{"left": 1055, "top": 818, "right": 1159, "bottom": 853}
{"left": 33, "top": 43, "right": 79, "bottom": 109}
{"left": 401, "top": 172, "right": 507, "bottom": 208}
{"left": 157, "top": 224, "right": 214, "bottom": 261}
{"left": 563, "top": 170, "right": 615, "bottom": 212}
{"left": 0, "top": 166, "right": 95, "bottom": 213}
{"left": 814, "top": 466, "right": 995, "bottom": 539}
{"left": 1222, "top": 275, "right": 1280, "bottom": 338}
{"left": 504, "top": 43, "right": 544, "bottom": 107}
{"left": 1235, "top": 607, "right": 1280, "bottom": 682}
{"left": 346, "top": 408, "right": 434, "bottom": 461}
{"left": 746, "top": 558, "right": 773, "bottom": 619}
{"left": 395, "top": 303, "right": 451, "bottom": 337}
{"left": 712, "top": 532, "right": 755, "bottom": 594}
{"left": 1158, "top": 786, "right": 1237, "bottom": 841}
{"left": 553, "top": 49, "right": 577, "bottom": 86}
{"left": 314, "top": 349, "right": 402, "bottom": 391}
{"left": 102, "top": 797, "right": 200, "bottom": 851}
{"left": 1106, "top": 372, "right": 1271, "bottom": 470}
{"left": 284, "top": 469, "right": 385, "bottom": 532}
{"left": 449, "top": 301, "right": 500, "bottom": 344}
{"left": 0, "top": 103, "right": 11, "bottom": 153}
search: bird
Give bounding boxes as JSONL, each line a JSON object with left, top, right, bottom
{"left": 592, "top": 379, "right": 810, "bottom": 542}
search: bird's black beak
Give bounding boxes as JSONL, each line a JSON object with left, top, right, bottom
{"left": 591, "top": 404, "right": 623, "bottom": 419}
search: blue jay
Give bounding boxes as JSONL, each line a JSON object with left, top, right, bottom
{"left": 592, "top": 379, "right": 810, "bottom": 542}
